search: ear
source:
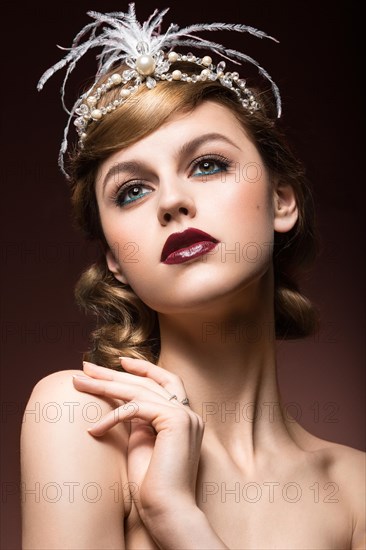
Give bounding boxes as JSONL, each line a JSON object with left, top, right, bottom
{"left": 273, "top": 181, "right": 298, "bottom": 233}
{"left": 105, "top": 248, "right": 128, "bottom": 285}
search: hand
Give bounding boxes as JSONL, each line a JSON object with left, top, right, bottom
{"left": 72, "top": 358, "right": 204, "bottom": 524}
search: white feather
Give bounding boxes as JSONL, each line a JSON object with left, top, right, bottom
{"left": 37, "top": 3, "right": 281, "bottom": 177}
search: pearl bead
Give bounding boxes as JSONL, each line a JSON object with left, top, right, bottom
{"left": 172, "top": 70, "right": 182, "bottom": 80}
{"left": 86, "top": 95, "right": 97, "bottom": 106}
{"left": 91, "top": 109, "right": 102, "bottom": 120}
{"left": 168, "top": 51, "right": 179, "bottom": 62}
{"left": 202, "top": 56, "right": 212, "bottom": 67}
{"left": 135, "top": 54, "right": 156, "bottom": 76}
{"left": 120, "top": 89, "right": 131, "bottom": 98}
{"left": 111, "top": 73, "right": 122, "bottom": 84}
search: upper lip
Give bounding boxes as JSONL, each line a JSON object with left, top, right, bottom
{"left": 161, "top": 228, "right": 219, "bottom": 262}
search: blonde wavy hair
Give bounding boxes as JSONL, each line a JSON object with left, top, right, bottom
{"left": 68, "top": 64, "right": 319, "bottom": 370}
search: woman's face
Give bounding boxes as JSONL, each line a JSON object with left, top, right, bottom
{"left": 95, "top": 101, "right": 296, "bottom": 315}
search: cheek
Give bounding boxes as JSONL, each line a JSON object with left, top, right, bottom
{"left": 219, "top": 178, "right": 275, "bottom": 271}
{"left": 100, "top": 214, "right": 144, "bottom": 268}
{"left": 100, "top": 212, "right": 158, "bottom": 289}
{"left": 101, "top": 205, "right": 140, "bottom": 245}
{"left": 221, "top": 176, "right": 274, "bottom": 232}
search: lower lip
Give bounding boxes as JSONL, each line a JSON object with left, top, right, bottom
{"left": 163, "top": 241, "right": 218, "bottom": 265}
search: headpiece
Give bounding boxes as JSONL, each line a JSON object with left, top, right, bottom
{"left": 37, "top": 4, "right": 281, "bottom": 177}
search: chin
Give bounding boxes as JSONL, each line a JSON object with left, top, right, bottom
{"left": 142, "top": 271, "right": 270, "bottom": 317}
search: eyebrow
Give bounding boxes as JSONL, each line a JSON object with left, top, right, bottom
{"left": 177, "top": 132, "right": 241, "bottom": 158}
{"left": 102, "top": 132, "right": 241, "bottom": 192}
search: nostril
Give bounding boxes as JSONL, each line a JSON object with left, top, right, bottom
{"left": 161, "top": 205, "right": 190, "bottom": 223}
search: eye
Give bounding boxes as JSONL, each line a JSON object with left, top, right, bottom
{"left": 191, "top": 155, "right": 230, "bottom": 178}
{"left": 114, "top": 182, "right": 152, "bottom": 207}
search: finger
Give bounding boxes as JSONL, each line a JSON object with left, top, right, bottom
{"left": 88, "top": 398, "right": 196, "bottom": 436}
{"left": 119, "top": 357, "right": 189, "bottom": 402}
{"left": 82, "top": 361, "right": 169, "bottom": 395}
{"left": 83, "top": 361, "right": 115, "bottom": 380}
{"left": 81, "top": 359, "right": 190, "bottom": 407}
{"left": 73, "top": 375, "right": 165, "bottom": 404}
{"left": 88, "top": 401, "right": 142, "bottom": 436}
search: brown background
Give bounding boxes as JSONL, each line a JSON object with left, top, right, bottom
{"left": 1, "top": 1, "right": 364, "bottom": 548}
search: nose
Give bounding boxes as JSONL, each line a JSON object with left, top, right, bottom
{"left": 157, "top": 180, "right": 196, "bottom": 225}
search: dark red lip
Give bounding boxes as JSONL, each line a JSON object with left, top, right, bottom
{"left": 161, "top": 228, "right": 219, "bottom": 264}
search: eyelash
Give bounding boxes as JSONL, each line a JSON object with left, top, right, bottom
{"left": 111, "top": 153, "right": 232, "bottom": 208}
{"left": 190, "top": 153, "right": 231, "bottom": 178}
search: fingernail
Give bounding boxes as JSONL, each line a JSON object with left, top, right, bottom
{"left": 87, "top": 427, "right": 102, "bottom": 437}
{"left": 83, "top": 361, "right": 98, "bottom": 370}
{"left": 73, "top": 374, "right": 90, "bottom": 381}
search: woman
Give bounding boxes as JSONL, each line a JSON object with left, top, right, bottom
{"left": 21, "top": 6, "right": 365, "bottom": 549}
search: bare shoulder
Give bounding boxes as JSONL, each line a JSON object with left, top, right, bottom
{"left": 324, "top": 441, "right": 365, "bottom": 503}
{"left": 288, "top": 421, "right": 365, "bottom": 547}
{"left": 298, "top": 428, "right": 365, "bottom": 503}
{"left": 22, "top": 368, "right": 129, "bottom": 462}
{"left": 326, "top": 440, "right": 366, "bottom": 475}
{"left": 324, "top": 442, "right": 366, "bottom": 549}
{"left": 24, "top": 368, "right": 128, "bottom": 436}
{"left": 29, "top": 368, "right": 94, "bottom": 401}
{"left": 312, "top": 437, "right": 365, "bottom": 493}
{"left": 21, "top": 369, "right": 129, "bottom": 548}
{"left": 308, "top": 435, "right": 365, "bottom": 549}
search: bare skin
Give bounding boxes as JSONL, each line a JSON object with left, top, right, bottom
{"left": 21, "top": 102, "right": 366, "bottom": 549}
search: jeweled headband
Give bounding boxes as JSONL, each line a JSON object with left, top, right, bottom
{"left": 37, "top": 3, "right": 281, "bottom": 177}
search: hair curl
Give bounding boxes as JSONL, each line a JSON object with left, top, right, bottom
{"left": 68, "top": 64, "right": 319, "bottom": 370}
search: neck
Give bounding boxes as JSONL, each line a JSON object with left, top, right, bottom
{"left": 157, "top": 273, "right": 299, "bottom": 467}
